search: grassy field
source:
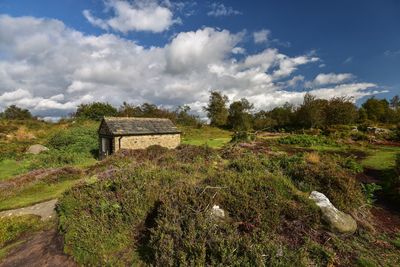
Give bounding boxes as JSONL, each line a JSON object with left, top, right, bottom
{"left": 361, "top": 146, "right": 400, "bottom": 170}
{"left": 0, "top": 159, "right": 30, "bottom": 181}
{"left": 180, "top": 125, "right": 232, "bottom": 148}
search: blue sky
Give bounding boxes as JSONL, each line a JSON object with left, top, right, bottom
{"left": 0, "top": 0, "right": 399, "bottom": 118}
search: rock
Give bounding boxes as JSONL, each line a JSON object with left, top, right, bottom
{"left": 210, "top": 205, "right": 225, "bottom": 219}
{"left": 309, "top": 191, "right": 357, "bottom": 234}
{"left": 26, "top": 144, "right": 49, "bottom": 155}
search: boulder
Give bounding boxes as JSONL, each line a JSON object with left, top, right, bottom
{"left": 26, "top": 144, "right": 49, "bottom": 155}
{"left": 309, "top": 191, "right": 357, "bottom": 234}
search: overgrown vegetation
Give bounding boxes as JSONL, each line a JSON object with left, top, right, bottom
{"left": 56, "top": 145, "right": 399, "bottom": 266}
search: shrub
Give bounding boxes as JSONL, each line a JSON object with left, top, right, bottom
{"left": 230, "top": 131, "right": 256, "bottom": 143}
{"left": 147, "top": 174, "right": 319, "bottom": 266}
{"left": 283, "top": 155, "right": 365, "bottom": 211}
{"left": 340, "top": 157, "right": 364, "bottom": 173}
{"left": 361, "top": 183, "right": 382, "bottom": 205}
{"left": 47, "top": 126, "right": 97, "bottom": 155}
{"left": 278, "top": 134, "right": 336, "bottom": 147}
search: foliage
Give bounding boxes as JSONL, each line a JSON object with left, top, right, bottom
{"left": 57, "top": 146, "right": 378, "bottom": 266}
{"left": 0, "top": 215, "right": 41, "bottom": 247}
{"left": 278, "top": 134, "right": 336, "bottom": 147}
{"left": 227, "top": 98, "right": 253, "bottom": 131}
{"left": 361, "top": 97, "right": 393, "bottom": 123}
{"left": 340, "top": 157, "right": 364, "bottom": 173}
{"left": 324, "top": 97, "right": 358, "bottom": 126}
{"left": 361, "top": 183, "right": 382, "bottom": 205}
{"left": 75, "top": 102, "right": 118, "bottom": 120}
{"left": 203, "top": 91, "right": 229, "bottom": 127}
{"left": 0, "top": 105, "right": 33, "bottom": 120}
{"left": 278, "top": 154, "right": 365, "bottom": 211}
{"left": 230, "top": 131, "right": 256, "bottom": 143}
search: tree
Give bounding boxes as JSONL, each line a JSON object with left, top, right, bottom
{"left": 118, "top": 102, "right": 141, "bottom": 117}
{"left": 357, "top": 107, "right": 368, "bottom": 123}
{"left": 295, "top": 93, "right": 327, "bottom": 128}
{"left": 361, "top": 97, "right": 390, "bottom": 122}
{"left": 1, "top": 105, "right": 33, "bottom": 120}
{"left": 227, "top": 98, "right": 253, "bottom": 131}
{"left": 269, "top": 102, "right": 295, "bottom": 129}
{"left": 75, "top": 102, "right": 118, "bottom": 120}
{"left": 203, "top": 91, "right": 229, "bottom": 127}
{"left": 174, "top": 105, "right": 201, "bottom": 126}
{"left": 324, "top": 97, "right": 357, "bottom": 125}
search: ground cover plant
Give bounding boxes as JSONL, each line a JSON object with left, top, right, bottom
{"left": 56, "top": 145, "right": 400, "bottom": 266}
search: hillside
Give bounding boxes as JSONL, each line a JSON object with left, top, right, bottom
{"left": 0, "top": 119, "right": 399, "bottom": 266}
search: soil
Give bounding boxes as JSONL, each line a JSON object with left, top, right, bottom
{"left": 0, "top": 229, "right": 77, "bottom": 267}
{"left": 370, "top": 206, "right": 400, "bottom": 235}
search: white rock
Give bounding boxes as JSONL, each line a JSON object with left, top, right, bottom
{"left": 210, "top": 205, "right": 225, "bottom": 219}
{"left": 309, "top": 191, "right": 357, "bottom": 234}
{"left": 26, "top": 144, "right": 49, "bottom": 155}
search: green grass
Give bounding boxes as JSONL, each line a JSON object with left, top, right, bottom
{"left": 180, "top": 126, "right": 232, "bottom": 148}
{"left": 362, "top": 146, "right": 400, "bottom": 170}
{"left": 0, "top": 180, "right": 79, "bottom": 211}
{"left": 0, "top": 159, "right": 31, "bottom": 181}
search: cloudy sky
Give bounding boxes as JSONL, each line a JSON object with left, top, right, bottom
{"left": 0, "top": 0, "right": 399, "bottom": 119}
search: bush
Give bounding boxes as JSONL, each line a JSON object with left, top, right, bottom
{"left": 230, "top": 131, "right": 256, "bottom": 143}
{"left": 74, "top": 102, "right": 118, "bottom": 121}
{"left": 278, "top": 134, "right": 336, "bottom": 147}
{"left": 283, "top": 155, "right": 365, "bottom": 211}
{"left": 147, "top": 174, "right": 319, "bottom": 266}
{"left": 47, "top": 126, "right": 98, "bottom": 155}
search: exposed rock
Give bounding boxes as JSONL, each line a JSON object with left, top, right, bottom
{"left": 26, "top": 144, "right": 49, "bottom": 155}
{"left": 210, "top": 205, "right": 225, "bottom": 219}
{"left": 309, "top": 191, "right": 357, "bottom": 234}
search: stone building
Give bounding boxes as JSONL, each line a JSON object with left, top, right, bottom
{"left": 98, "top": 117, "right": 181, "bottom": 159}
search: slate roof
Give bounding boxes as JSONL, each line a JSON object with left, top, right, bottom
{"left": 99, "top": 117, "right": 181, "bottom": 136}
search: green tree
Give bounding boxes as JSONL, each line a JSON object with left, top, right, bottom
{"left": 357, "top": 107, "right": 368, "bottom": 123}
{"left": 75, "top": 102, "right": 118, "bottom": 120}
{"left": 295, "top": 93, "right": 327, "bottom": 128}
{"left": 1, "top": 105, "right": 33, "bottom": 120}
{"left": 227, "top": 98, "right": 254, "bottom": 131}
{"left": 324, "top": 97, "right": 357, "bottom": 125}
{"left": 361, "top": 97, "right": 390, "bottom": 122}
{"left": 203, "top": 91, "right": 229, "bottom": 127}
{"left": 118, "top": 102, "right": 141, "bottom": 117}
{"left": 174, "top": 105, "right": 201, "bottom": 126}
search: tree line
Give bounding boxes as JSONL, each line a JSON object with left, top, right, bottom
{"left": 204, "top": 91, "right": 400, "bottom": 131}
{"left": 1, "top": 92, "right": 399, "bottom": 131}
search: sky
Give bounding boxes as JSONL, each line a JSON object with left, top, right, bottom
{"left": 0, "top": 0, "right": 399, "bottom": 119}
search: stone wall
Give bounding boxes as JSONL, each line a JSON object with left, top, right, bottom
{"left": 114, "top": 134, "right": 181, "bottom": 151}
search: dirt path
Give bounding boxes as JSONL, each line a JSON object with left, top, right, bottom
{"left": 0, "top": 199, "right": 57, "bottom": 220}
{"left": 0, "top": 229, "right": 77, "bottom": 267}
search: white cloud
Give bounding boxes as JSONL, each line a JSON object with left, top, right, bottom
{"left": 253, "top": 29, "right": 270, "bottom": 44}
{"left": 207, "top": 3, "right": 241, "bottom": 17}
{"left": 306, "top": 73, "right": 355, "bottom": 87}
{"left": 83, "top": 0, "right": 176, "bottom": 33}
{"left": 0, "top": 14, "right": 383, "bottom": 118}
